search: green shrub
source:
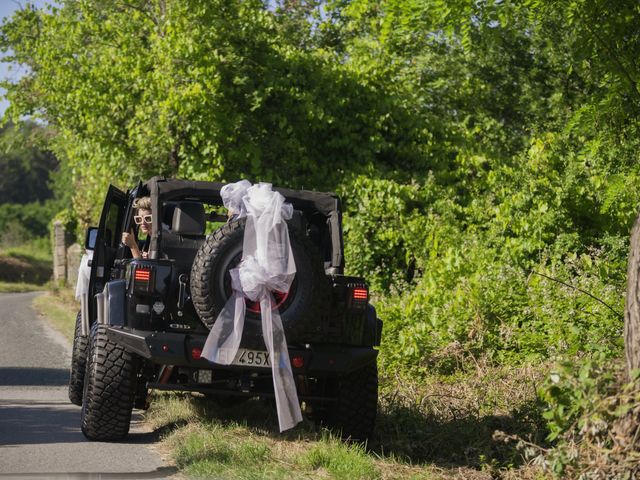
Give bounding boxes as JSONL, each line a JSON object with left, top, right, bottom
{"left": 0, "top": 200, "right": 59, "bottom": 242}
{"left": 536, "top": 356, "right": 640, "bottom": 477}
{"left": 341, "top": 165, "right": 626, "bottom": 375}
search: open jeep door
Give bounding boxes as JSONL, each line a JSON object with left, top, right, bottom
{"left": 88, "top": 185, "right": 127, "bottom": 322}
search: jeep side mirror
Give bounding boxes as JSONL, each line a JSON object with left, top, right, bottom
{"left": 85, "top": 227, "right": 98, "bottom": 250}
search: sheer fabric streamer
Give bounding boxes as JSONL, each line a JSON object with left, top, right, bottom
{"left": 202, "top": 181, "right": 302, "bottom": 432}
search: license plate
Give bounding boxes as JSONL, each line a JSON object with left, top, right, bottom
{"left": 232, "top": 348, "right": 271, "bottom": 368}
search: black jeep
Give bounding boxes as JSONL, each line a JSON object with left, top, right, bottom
{"left": 70, "top": 176, "right": 382, "bottom": 441}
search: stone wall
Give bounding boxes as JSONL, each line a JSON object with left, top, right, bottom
{"left": 53, "top": 221, "right": 84, "bottom": 287}
{"left": 53, "top": 221, "right": 66, "bottom": 282}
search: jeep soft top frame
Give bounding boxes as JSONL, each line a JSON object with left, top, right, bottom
{"left": 142, "top": 176, "right": 345, "bottom": 273}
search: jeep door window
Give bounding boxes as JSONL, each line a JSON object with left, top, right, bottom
{"left": 104, "top": 201, "right": 121, "bottom": 248}
{"left": 88, "top": 185, "right": 127, "bottom": 305}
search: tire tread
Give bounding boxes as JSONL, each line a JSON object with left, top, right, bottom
{"left": 68, "top": 311, "right": 88, "bottom": 406}
{"left": 81, "top": 323, "right": 137, "bottom": 441}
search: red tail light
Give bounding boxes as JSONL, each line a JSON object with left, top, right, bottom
{"left": 191, "top": 347, "right": 202, "bottom": 360}
{"left": 347, "top": 284, "right": 368, "bottom": 311}
{"left": 352, "top": 288, "right": 368, "bottom": 301}
{"left": 135, "top": 269, "right": 151, "bottom": 281}
{"left": 134, "top": 266, "right": 153, "bottom": 292}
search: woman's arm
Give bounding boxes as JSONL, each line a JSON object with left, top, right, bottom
{"left": 122, "top": 229, "right": 142, "bottom": 259}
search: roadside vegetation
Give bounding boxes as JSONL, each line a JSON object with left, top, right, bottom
{"left": 2, "top": 0, "right": 640, "bottom": 477}
{"left": 0, "top": 122, "right": 58, "bottom": 291}
{"left": 0, "top": 281, "right": 43, "bottom": 293}
{"left": 146, "top": 362, "right": 546, "bottom": 479}
{"left": 32, "top": 286, "right": 78, "bottom": 342}
{"left": 0, "top": 238, "right": 53, "bottom": 287}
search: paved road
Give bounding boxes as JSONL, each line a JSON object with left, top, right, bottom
{"left": 0, "top": 292, "right": 177, "bottom": 479}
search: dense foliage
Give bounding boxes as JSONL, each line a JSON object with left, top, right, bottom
{"left": 337, "top": 0, "right": 639, "bottom": 374}
{"left": 2, "top": 3, "right": 640, "bottom": 470}
{"left": 2, "top": 0, "right": 638, "bottom": 368}
{"left": 1, "top": 0, "right": 421, "bottom": 225}
{"left": 0, "top": 122, "right": 57, "bottom": 204}
{"left": 0, "top": 122, "right": 59, "bottom": 245}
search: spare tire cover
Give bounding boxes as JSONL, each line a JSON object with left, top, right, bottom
{"left": 190, "top": 218, "right": 327, "bottom": 344}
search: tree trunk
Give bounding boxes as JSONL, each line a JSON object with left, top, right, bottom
{"left": 625, "top": 213, "right": 640, "bottom": 377}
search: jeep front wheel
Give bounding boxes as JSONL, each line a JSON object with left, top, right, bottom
{"left": 81, "top": 323, "right": 138, "bottom": 441}
{"left": 68, "top": 311, "right": 88, "bottom": 406}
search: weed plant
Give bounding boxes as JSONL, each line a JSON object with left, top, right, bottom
{"left": 531, "top": 357, "right": 640, "bottom": 478}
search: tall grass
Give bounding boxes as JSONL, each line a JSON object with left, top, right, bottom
{"left": 146, "top": 361, "right": 549, "bottom": 479}
{"left": 1, "top": 236, "right": 52, "bottom": 262}
{"left": 0, "top": 236, "right": 52, "bottom": 285}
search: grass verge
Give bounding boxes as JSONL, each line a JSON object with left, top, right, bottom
{"left": 32, "top": 286, "right": 78, "bottom": 342}
{"left": 0, "top": 281, "right": 45, "bottom": 293}
{"left": 145, "top": 361, "right": 551, "bottom": 479}
{"left": 0, "top": 240, "right": 52, "bottom": 284}
{"left": 149, "top": 394, "right": 404, "bottom": 479}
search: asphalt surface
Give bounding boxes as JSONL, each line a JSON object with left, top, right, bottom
{"left": 0, "top": 291, "right": 177, "bottom": 479}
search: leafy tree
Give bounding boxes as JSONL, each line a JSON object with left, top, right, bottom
{"left": 0, "top": 0, "right": 424, "bottom": 229}
{"left": 0, "top": 121, "right": 57, "bottom": 204}
{"left": 2, "top": 0, "right": 639, "bottom": 376}
{"left": 328, "top": 0, "right": 638, "bottom": 372}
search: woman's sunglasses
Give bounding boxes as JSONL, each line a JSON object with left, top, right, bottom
{"left": 133, "top": 214, "right": 153, "bottom": 225}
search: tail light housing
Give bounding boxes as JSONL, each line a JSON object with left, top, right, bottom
{"left": 347, "top": 284, "right": 368, "bottom": 311}
{"left": 133, "top": 265, "right": 154, "bottom": 293}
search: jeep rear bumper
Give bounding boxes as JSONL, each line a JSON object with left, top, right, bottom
{"left": 105, "top": 326, "right": 378, "bottom": 375}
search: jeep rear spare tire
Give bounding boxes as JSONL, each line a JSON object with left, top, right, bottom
{"left": 190, "top": 218, "right": 327, "bottom": 342}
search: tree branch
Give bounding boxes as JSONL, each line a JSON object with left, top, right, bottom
{"left": 530, "top": 270, "right": 623, "bottom": 320}
{"left": 581, "top": 10, "right": 640, "bottom": 102}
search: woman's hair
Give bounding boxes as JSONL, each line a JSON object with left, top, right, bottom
{"left": 133, "top": 196, "right": 151, "bottom": 211}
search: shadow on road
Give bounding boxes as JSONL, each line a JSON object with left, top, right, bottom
{"left": 0, "top": 400, "right": 159, "bottom": 447}
{"left": 0, "top": 400, "right": 81, "bottom": 446}
{"left": 0, "top": 367, "right": 69, "bottom": 387}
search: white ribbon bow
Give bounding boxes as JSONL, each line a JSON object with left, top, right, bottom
{"left": 202, "top": 181, "right": 302, "bottom": 432}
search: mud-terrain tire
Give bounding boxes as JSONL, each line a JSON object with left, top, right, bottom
{"left": 68, "top": 311, "right": 88, "bottom": 406}
{"left": 190, "top": 217, "right": 328, "bottom": 342}
{"left": 323, "top": 363, "right": 378, "bottom": 441}
{"left": 81, "top": 323, "right": 138, "bottom": 441}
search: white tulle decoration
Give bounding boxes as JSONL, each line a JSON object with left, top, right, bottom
{"left": 202, "top": 181, "right": 302, "bottom": 432}
{"left": 220, "top": 179, "right": 251, "bottom": 217}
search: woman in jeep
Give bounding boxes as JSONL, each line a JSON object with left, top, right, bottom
{"left": 121, "top": 196, "right": 152, "bottom": 259}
